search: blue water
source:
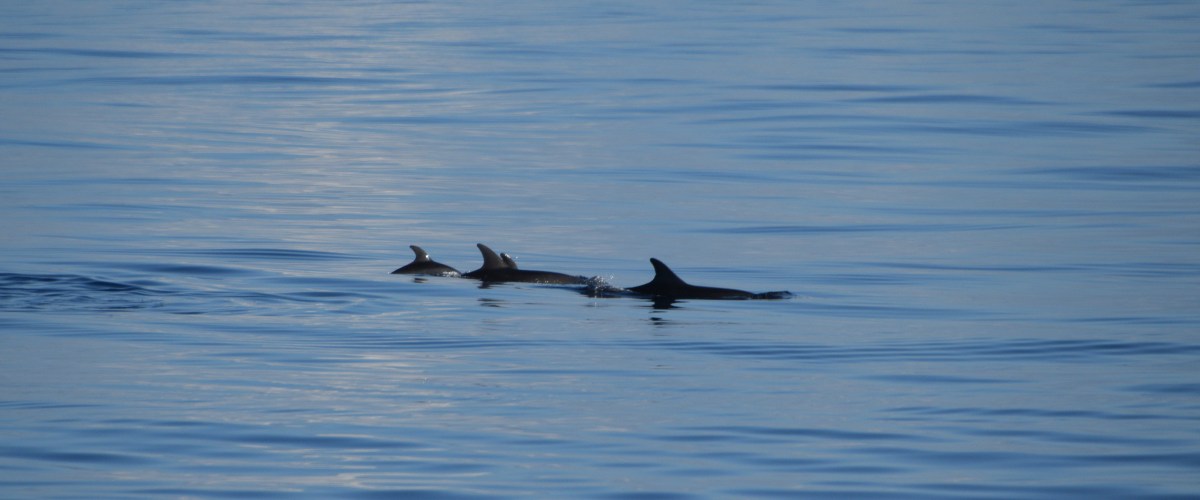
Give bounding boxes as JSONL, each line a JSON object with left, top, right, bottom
{"left": 3, "top": 1, "right": 1199, "bottom": 498}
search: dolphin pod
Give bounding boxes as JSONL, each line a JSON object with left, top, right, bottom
{"left": 394, "top": 243, "right": 791, "bottom": 301}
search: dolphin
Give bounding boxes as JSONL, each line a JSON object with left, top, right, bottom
{"left": 391, "top": 245, "right": 461, "bottom": 277}
{"left": 462, "top": 243, "right": 592, "bottom": 284}
{"left": 628, "top": 258, "right": 791, "bottom": 300}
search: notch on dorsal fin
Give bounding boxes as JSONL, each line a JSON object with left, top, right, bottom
{"left": 410, "top": 245, "right": 433, "bottom": 263}
{"left": 501, "top": 253, "right": 519, "bottom": 269}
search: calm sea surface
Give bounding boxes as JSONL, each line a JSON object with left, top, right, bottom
{"left": 2, "top": 1, "right": 1199, "bottom": 498}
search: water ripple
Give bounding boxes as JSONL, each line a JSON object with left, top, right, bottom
{"left": 71, "top": 75, "right": 396, "bottom": 87}
{"left": 626, "top": 338, "right": 1200, "bottom": 363}
{"left": 706, "top": 223, "right": 1021, "bottom": 234}
{"left": 1021, "top": 165, "right": 1200, "bottom": 183}
{"left": 0, "top": 272, "right": 166, "bottom": 312}
{"left": 155, "top": 248, "right": 362, "bottom": 261}
{"left": 889, "top": 405, "right": 1183, "bottom": 422}
{"left": 0, "top": 47, "right": 195, "bottom": 59}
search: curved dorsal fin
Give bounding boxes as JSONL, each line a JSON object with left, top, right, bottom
{"left": 648, "top": 258, "right": 688, "bottom": 287}
{"left": 500, "top": 253, "right": 519, "bottom": 269}
{"left": 409, "top": 245, "right": 432, "bottom": 263}
{"left": 476, "top": 243, "right": 506, "bottom": 270}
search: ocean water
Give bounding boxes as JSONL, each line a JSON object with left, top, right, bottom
{"left": 2, "top": 1, "right": 1199, "bottom": 498}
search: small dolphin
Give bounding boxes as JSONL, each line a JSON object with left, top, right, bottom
{"left": 462, "top": 243, "right": 591, "bottom": 284}
{"left": 628, "top": 258, "right": 791, "bottom": 300}
{"left": 391, "top": 245, "right": 461, "bottom": 277}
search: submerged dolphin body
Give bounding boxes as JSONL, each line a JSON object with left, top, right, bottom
{"left": 628, "top": 258, "right": 791, "bottom": 300}
{"left": 462, "top": 243, "right": 591, "bottom": 285}
{"left": 391, "top": 245, "right": 461, "bottom": 277}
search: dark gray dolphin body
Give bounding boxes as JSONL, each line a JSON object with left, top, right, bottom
{"left": 462, "top": 243, "right": 591, "bottom": 284}
{"left": 628, "top": 258, "right": 791, "bottom": 300}
{"left": 391, "top": 245, "right": 461, "bottom": 277}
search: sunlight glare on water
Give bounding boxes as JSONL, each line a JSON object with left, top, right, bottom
{"left": 2, "top": 1, "right": 1199, "bottom": 498}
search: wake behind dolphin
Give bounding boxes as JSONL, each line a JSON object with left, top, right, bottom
{"left": 394, "top": 243, "right": 791, "bottom": 302}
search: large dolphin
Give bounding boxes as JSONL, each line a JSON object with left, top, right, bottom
{"left": 391, "top": 245, "right": 461, "bottom": 277}
{"left": 628, "top": 258, "right": 791, "bottom": 300}
{"left": 462, "top": 243, "right": 591, "bottom": 284}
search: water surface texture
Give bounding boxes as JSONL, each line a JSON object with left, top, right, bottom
{"left": 2, "top": 1, "right": 1199, "bottom": 498}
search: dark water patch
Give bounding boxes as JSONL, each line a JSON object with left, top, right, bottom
{"left": 571, "top": 166, "right": 800, "bottom": 185}
{"left": 591, "top": 493, "right": 703, "bottom": 500}
{"left": 877, "top": 205, "right": 1194, "bottom": 220}
{"left": 0, "top": 400, "right": 102, "bottom": 411}
{"left": 156, "top": 248, "right": 362, "bottom": 261}
{"left": 889, "top": 406, "right": 1181, "bottom": 422}
{"left": 329, "top": 336, "right": 552, "bottom": 352}
{"left": 166, "top": 28, "right": 370, "bottom": 44}
{"left": 910, "top": 482, "right": 1184, "bottom": 500}
{"left": 875, "top": 261, "right": 1196, "bottom": 277}
{"left": 732, "top": 83, "right": 930, "bottom": 93}
{"left": 806, "top": 272, "right": 933, "bottom": 286}
{"left": 0, "top": 31, "right": 57, "bottom": 40}
{"left": 71, "top": 74, "right": 395, "bottom": 87}
{"left": 1124, "top": 383, "right": 1200, "bottom": 396}
{"left": 695, "top": 113, "right": 871, "bottom": 125}
{"left": 134, "top": 488, "right": 291, "bottom": 499}
{"left": 835, "top": 27, "right": 936, "bottom": 35}
{"left": 629, "top": 338, "right": 1200, "bottom": 364}
{"left": 733, "top": 139, "right": 925, "bottom": 156}
{"left": 963, "top": 427, "right": 1176, "bottom": 447}
{"left": 349, "top": 490, "right": 498, "bottom": 500}
{"left": 862, "top": 445, "right": 1200, "bottom": 472}
{"left": 1102, "top": 109, "right": 1200, "bottom": 119}
{"left": 0, "top": 272, "right": 167, "bottom": 312}
{"left": 0, "top": 269, "right": 386, "bottom": 315}
{"left": 681, "top": 426, "right": 921, "bottom": 443}
{"left": 113, "top": 262, "right": 254, "bottom": 277}
{"left": 902, "top": 120, "right": 1152, "bottom": 137}
{"left": 861, "top": 374, "right": 1014, "bottom": 385}
{"left": 1060, "top": 315, "right": 1199, "bottom": 326}
{"left": 230, "top": 432, "right": 419, "bottom": 450}
{"left": 0, "top": 444, "right": 151, "bottom": 466}
{"left": 852, "top": 446, "right": 1066, "bottom": 468}
{"left": 852, "top": 93, "right": 1043, "bottom": 106}
{"left": 725, "top": 488, "right": 949, "bottom": 500}
{"left": 1020, "top": 165, "right": 1200, "bottom": 183}
{"left": 0, "top": 47, "right": 197, "bottom": 59}
{"left": 1149, "top": 79, "right": 1200, "bottom": 89}
{"left": 706, "top": 223, "right": 1021, "bottom": 235}
{"left": 0, "top": 137, "right": 136, "bottom": 150}
{"left": 346, "top": 114, "right": 544, "bottom": 125}
{"left": 793, "top": 301, "right": 990, "bottom": 320}
{"left": 1079, "top": 451, "right": 1200, "bottom": 468}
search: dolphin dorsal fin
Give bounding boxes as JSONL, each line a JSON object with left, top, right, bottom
{"left": 410, "top": 245, "right": 432, "bottom": 262}
{"left": 648, "top": 258, "right": 688, "bottom": 287}
{"left": 476, "top": 243, "right": 506, "bottom": 270}
{"left": 500, "top": 253, "right": 519, "bottom": 269}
